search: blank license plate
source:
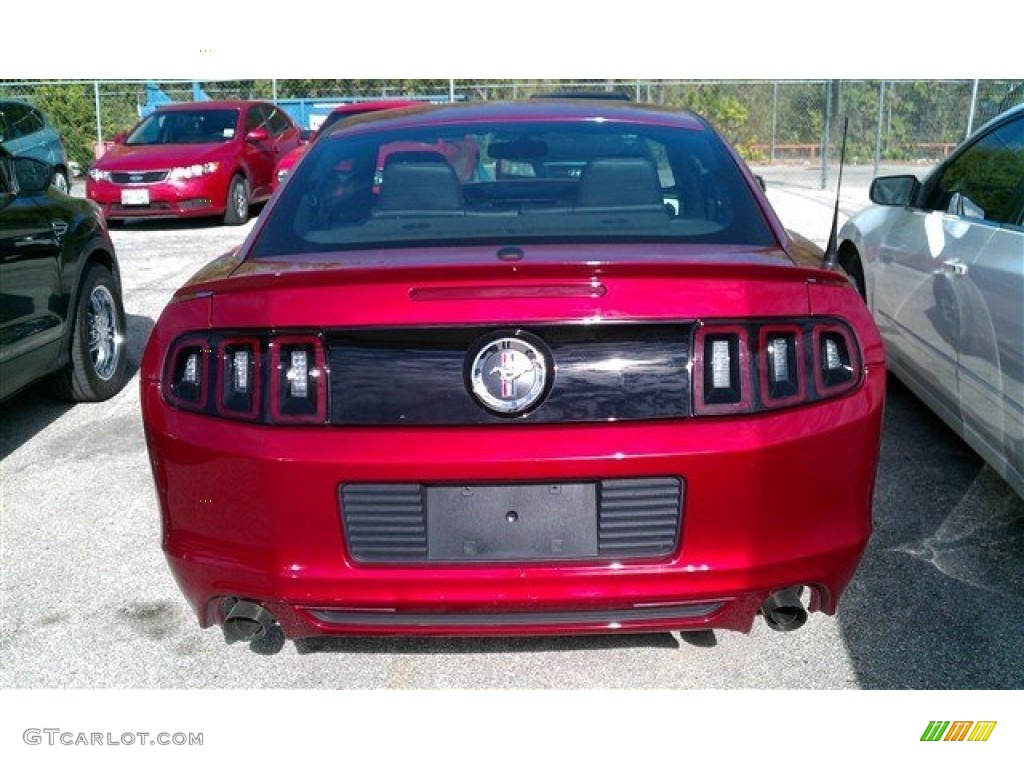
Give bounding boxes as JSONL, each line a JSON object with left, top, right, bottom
{"left": 426, "top": 483, "right": 597, "bottom": 561}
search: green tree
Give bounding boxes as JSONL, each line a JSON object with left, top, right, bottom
{"left": 32, "top": 83, "right": 97, "bottom": 171}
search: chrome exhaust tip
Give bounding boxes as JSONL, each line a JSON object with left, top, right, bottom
{"left": 761, "top": 587, "right": 808, "bottom": 632}
{"left": 222, "top": 600, "right": 276, "bottom": 644}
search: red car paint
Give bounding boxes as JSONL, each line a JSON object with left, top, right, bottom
{"left": 272, "top": 100, "right": 421, "bottom": 190}
{"left": 87, "top": 100, "right": 301, "bottom": 223}
{"left": 141, "top": 101, "right": 885, "bottom": 642}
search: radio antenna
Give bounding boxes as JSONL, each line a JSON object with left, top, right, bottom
{"left": 823, "top": 116, "right": 849, "bottom": 269}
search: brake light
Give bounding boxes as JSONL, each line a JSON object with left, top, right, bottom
{"left": 758, "top": 325, "right": 806, "bottom": 408}
{"left": 269, "top": 336, "right": 328, "bottom": 424}
{"left": 692, "top": 325, "right": 751, "bottom": 415}
{"left": 814, "top": 324, "right": 858, "bottom": 394}
{"left": 162, "top": 332, "right": 328, "bottom": 424}
{"left": 216, "top": 338, "right": 262, "bottom": 420}
{"left": 693, "top": 318, "right": 861, "bottom": 416}
{"left": 164, "top": 337, "right": 211, "bottom": 411}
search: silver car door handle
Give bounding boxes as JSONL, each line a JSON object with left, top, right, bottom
{"left": 942, "top": 259, "right": 968, "bottom": 276}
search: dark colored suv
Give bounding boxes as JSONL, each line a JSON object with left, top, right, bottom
{"left": 0, "top": 146, "right": 127, "bottom": 402}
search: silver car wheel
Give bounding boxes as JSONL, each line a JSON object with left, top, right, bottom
{"left": 88, "top": 284, "right": 123, "bottom": 381}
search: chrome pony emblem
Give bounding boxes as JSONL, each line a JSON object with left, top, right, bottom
{"left": 469, "top": 335, "right": 549, "bottom": 415}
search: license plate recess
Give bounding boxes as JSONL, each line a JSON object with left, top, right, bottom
{"left": 427, "top": 483, "right": 597, "bottom": 561}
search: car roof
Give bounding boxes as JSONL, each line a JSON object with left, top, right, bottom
{"left": 153, "top": 100, "right": 267, "bottom": 112}
{"left": 329, "top": 100, "right": 422, "bottom": 114}
{"left": 322, "top": 99, "right": 710, "bottom": 136}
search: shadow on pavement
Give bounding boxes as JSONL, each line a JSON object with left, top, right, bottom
{"left": 109, "top": 205, "right": 265, "bottom": 233}
{"left": 0, "top": 313, "right": 154, "bottom": 461}
{"left": 839, "top": 378, "right": 1024, "bottom": 688}
{"left": 285, "top": 632, "right": 682, "bottom": 657}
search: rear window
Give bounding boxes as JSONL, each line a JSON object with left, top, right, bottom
{"left": 250, "top": 120, "right": 775, "bottom": 259}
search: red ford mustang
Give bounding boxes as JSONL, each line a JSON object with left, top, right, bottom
{"left": 141, "top": 100, "right": 885, "bottom": 645}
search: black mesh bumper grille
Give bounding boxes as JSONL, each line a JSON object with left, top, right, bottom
{"left": 110, "top": 171, "right": 168, "bottom": 183}
{"left": 341, "top": 477, "right": 682, "bottom": 563}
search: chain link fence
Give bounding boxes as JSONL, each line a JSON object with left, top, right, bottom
{"left": 2, "top": 79, "right": 1021, "bottom": 188}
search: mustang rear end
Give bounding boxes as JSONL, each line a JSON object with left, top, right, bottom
{"left": 140, "top": 101, "right": 884, "bottom": 644}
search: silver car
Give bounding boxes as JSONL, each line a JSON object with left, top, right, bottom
{"left": 838, "top": 104, "right": 1024, "bottom": 499}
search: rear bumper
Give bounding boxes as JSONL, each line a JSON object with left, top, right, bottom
{"left": 143, "top": 366, "right": 885, "bottom": 638}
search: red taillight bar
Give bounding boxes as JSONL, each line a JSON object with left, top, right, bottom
{"left": 163, "top": 331, "right": 328, "bottom": 424}
{"left": 268, "top": 335, "right": 328, "bottom": 425}
{"left": 693, "top": 318, "right": 863, "bottom": 417}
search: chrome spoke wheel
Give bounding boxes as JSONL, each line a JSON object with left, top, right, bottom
{"left": 87, "top": 284, "right": 123, "bottom": 381}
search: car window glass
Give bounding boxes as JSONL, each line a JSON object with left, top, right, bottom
{"left": 251, "top": 121, "right": 775, "bottom": 259}
{"left": 23, "top": 107, "right": 44, "bottom": 134}
{"left": 245, "top": 105, "right": 270, "bottom": 134}
{"left": 126, "top": 113, "right": 167, "bottom": 144}
{"left": 2, "top": 103, "right": 30, "bottom": 139}
{"left": 927, "top": 116, "right": 1024, "bottom": 226}
{"left": 267, "top": 108, "right": 292, "bottom": 136}
{"left": 127, "top": 110, "right": 238, "bottom": 145}
{"left": 0, "top": 157, "right": 13, "bottom": 193}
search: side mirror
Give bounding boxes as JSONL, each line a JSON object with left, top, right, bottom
{"left": 13, "top": 157, "right": 54, "bottom": 194}
{"left": 869, "top": 175, "right": 919, "bottom": 206}
{"left": 755, "top": 175, "right": 767, "bottom": 192}
{"left": 245, "top": 127, "right": 270, "bottom": 143}
{"left": 113, "top": 132, "right": 127, "bottom": 144}
{"left": 299, "top": 128, "right": 315, "bottom": 143}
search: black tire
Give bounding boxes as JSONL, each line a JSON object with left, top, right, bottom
{"left": 49, "top": 263, "right": 128, "bottom": 402}
{"left": 839, "top": 250, "right": 867, "bottom": 303}
{"left": 223, "top": 174, "right": 250, "bottom": 225}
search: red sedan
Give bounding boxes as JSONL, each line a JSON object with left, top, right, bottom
{"left": 141, "top": 100, "right": 885, "bottom": 645}
{"left": 87, "top": 100, "right": 301, "bottom": 225}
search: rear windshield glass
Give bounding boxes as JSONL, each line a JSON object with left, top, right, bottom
{"left": 249, "top": 120, "right": 775, "bottom": 258}
{"left": 126, "top": 109, "right": 240, "bottom": 146}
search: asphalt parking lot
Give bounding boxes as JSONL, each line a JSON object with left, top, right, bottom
{"left": 1, "top": 178, "right": 1022, "bottom": 689}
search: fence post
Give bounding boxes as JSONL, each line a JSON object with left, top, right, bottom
{"left": 93, "top": 80, "right": 103, "bottom": 160}
{"left": 874, "top": 80, "right": 886, "bottom": 177}
{"left": 770, "top": 81, "right": 778, "bottom": 164}
{"left": 965, "top": 79, "right": 980, "bottom": 138}
{"left": 820, "top": 80, "right": 832, "bottom": 191}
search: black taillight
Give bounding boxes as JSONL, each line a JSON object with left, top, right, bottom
{"left": 814, "top": 325, "right": 859, "bottom": 395}
{"left": 162, "top": 331, "right": 328, "bottom": 424}
{"left": 164, "top": 337, "right": 211, "bottom": 411}
{"left": 217, "top": 338, "right": 261, "bottom": 420}
{"left": 693, "top": 318, "right": 862, "bottom": 416}
{"left": 693, "top": 326, "right": 751, "bottom": 415}
{"left": 269, "top": 335, "right": 328, "bottom": 424}
{"left": 759, "top": 325, "right": 805, "bottom": 407}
